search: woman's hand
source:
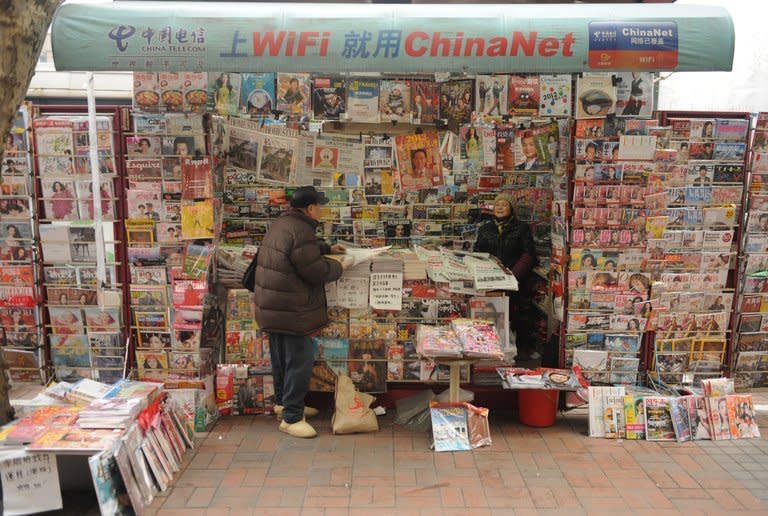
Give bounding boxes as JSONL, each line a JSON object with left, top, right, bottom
{"left": 330, "top": 244, "right": 346, "bottom": 255}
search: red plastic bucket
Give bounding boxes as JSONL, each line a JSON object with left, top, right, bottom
{"left": 518, "top": 389, "right": 559, "bottom": 427}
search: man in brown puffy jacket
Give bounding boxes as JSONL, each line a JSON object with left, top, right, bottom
{"left": 254, "top": 186, "right": 347, "bottom": 438}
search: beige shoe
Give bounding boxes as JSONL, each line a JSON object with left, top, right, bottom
{"left": 279, "top": 418, "right": 317, "bottom": 438}
{"left": 274, "top": 405, "right": 319, "bottom": 420}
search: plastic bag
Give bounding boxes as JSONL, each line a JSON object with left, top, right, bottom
{"left": 465, "top": 403, "right": 492, "bottom": 448}
{"left": 394, "top": 389, "right": 435, "bottom": 432}
{"left": 332, "top": 374, "right": 379, "bottom": 434}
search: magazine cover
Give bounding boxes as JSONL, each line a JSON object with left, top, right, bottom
{"left": 469, "top": 297, "right": 510, "bottom": 352}
{"left": 313, "top": 337, "right": 349, "bottom": 377}
{"left": 126, "top": 188, "right": 162, "bottom": 220}
{"left": 48, "top": 307, "right": 85, "bottom": 334}
{"left": 158, "top": 71, "right": 184, "bottom": 112}
{"left": 42, "top": 179, "right": 78, "bottom": 220}
{"left": 393, "top": 132, "right": 443, "bottom": 192}
{"left": 348, "top": 340, "right": 386, "bottom": 392}
{"left": 3, "top": 348, "right": 41, "bottom": 383}
{"left": 438, "top": 79, "right": 473, "bottom": 129}
{"left": 76, "top": 180, "right": 115, "bottom": 220}
{"left": 495, "top": 125, "right": 516, "bottom": 171}
{"left": 539, "top": 74, "right": 572, "bottom": 117}
{"left": 644, "top": 396, "right": 676, "bottom": 441}
{"left": 208, "top": 72, "right": 242, "bottom": 115}
{"left": 34, "top": 119, "right": 75, "bottom": 176}
{"left": 572, "top": 349, "right": 608, "bottom": 383}
{"left": 411, "top": 80, "right": 439, "bottom": 125}
{"left": 430, "top": 405, "right": 471, "bottom": 452}
{"left": 508, "top": 75, "right": 539, "bottom": 115}
{"left": 181, "top": 157, "right": 213, "bottom": 199}
{"left": 132, "top": 72, "right": 159, "bottom": 111}
{"left": 514, "top": 122, "right": 558, "bottom": 171}
{"left": 346, "top": 78, "right": 380, "bottom": 123}
{"left": 29, "top": 427, "right": 122, "bottom": 452}
{"left": 89, "top": 450, "right": 134, "bottom": 516}
{"left": 240, "top": 73, "right": 276, "bottom": 116}
{"left": 669, "top": 396, "right": 693, "bottom": 442}
{"left": 84, "top": 308, "right": 121, "bottom": 332}
{"left": 312, "top": 77, "right": 347, "bottom": 120}
{"left": 257, "top": 135, "right": 297, "bottom": 185}
{"left": 181, "top": 200, "right": 215, "bottom": 240}
{"left": 624, "top": 395, "right": 645, "bottom": 440}
{"left": 137, "top": 350, "right": 169, "bottom": 372}
{"left": 50, "top": 334, "right": 91, "bottom": 368}
{"left": 459, "top": 126, "right": 483, "bottom": 162}
{"left": 688, "top": 395, "right": 711, "bottom": 440}
{"left": 182, "top": 241, "right": 213, "bottom": 279}
{"left": 69, "top": 225, "right": 96, "bottom": 263}
{"left": 575, "top": 74, "right": 616, "bottom": 119}
{"left": 715, "top": 118, "right": 749, "bottom": 141}
{"left": 726, "top": 394, "right": 760, "bottom": 439}
{"left": 476, "top": 75, "right": 507, "bottom": 117}
{"left": 603, "top": 395, "right": 626, "bottom": 439}
{"left": 706, "top": 396, "right": 732, "bottom": 440}
{"left": 43, "top": 266, "right": 77, "bottom": 287}
{"left": 276, "top": 72, "right": 311, "bottom": 118}
{"left": 228, "top": 125, "right": 261, "bottom": 173}
{"left": 182, "top": 72, "right": 207, "bottom": 113}
{"left": 615, "top": 72, "right": 654, "bottom": 118}
{"left": 378, "top": 80, "right": 410, "bottom": 123}
{"left": 588, "top": 386, "right": 625, "bottom": 437}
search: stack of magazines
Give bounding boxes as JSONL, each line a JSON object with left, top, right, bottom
{"left": 416, "top": 325, "right": 462, "bottom": 358}
{"left": 451, "top": 318, "right": 504, "bottom": 359}
{"left": 78, "top": 397, "right": 145, "bottom": 429}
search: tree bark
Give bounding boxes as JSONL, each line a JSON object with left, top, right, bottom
{"left": 0, "top": 0, "right": 63, "bottom": 425}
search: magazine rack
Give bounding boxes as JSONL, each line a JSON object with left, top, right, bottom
{"left": 31, "top": 104, "right": 130, "bottom": 384}
{"left": 0, "top": 105, "right": 45, "bottom": 386}
{"left": 731, "top": 111, "right": 768, "bottom": 389}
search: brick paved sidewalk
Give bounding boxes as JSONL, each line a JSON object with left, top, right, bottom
{"left": 145, "top": 400, "right": 768, "bottom": 516}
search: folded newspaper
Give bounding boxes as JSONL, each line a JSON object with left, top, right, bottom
{"left": 328, "top": 244, "right": 392, "bottom": 269}
{"left": 497, "top": 367, "right": 588, "bottom": 391}
{"left": 418, "top": 248, "right": 518, "bottom": 291}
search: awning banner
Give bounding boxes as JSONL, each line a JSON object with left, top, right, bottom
{"left": 51, "top": 2, "right": 735, "bottom": 73}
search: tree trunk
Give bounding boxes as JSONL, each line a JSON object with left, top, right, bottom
{"left": 0, "top": 0, "right": 63, "bottom": 425}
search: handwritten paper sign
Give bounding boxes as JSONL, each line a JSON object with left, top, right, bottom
{"left": 369, "top": 272, "right": 403, "bottom": 310}
{"left": 0, "top": 450, "right": 62, "bottom": 515}
{"left": 336, "top": 277, "right": 369, "bottom": 309}
{"left": 325, "top": 281, "right": 338, "bottom": 307}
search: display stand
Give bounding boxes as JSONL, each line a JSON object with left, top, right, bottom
{"left": 433, "top": 358, "right": 475, "bottom": 403}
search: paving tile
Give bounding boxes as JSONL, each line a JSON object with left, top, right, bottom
{"left": 185, "top": 487, "right": 217, "bottom": 508}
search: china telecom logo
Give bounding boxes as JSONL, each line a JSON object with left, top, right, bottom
{"left": 109, "top": 25, "right": 136, "bottom": 52}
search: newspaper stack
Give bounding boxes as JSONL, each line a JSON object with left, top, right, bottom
{"left": 66, "top": 379, "right": 114, "bottom": 405}
{"left": 78, "top": 397, "right": 145, "bottom": 429}
{"left": 217, "top": 244, "right": 258, "bottom": 289}
{"left": 400, "top": 251, "right": 427, "bottom": 280}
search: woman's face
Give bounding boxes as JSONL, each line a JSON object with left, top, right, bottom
{"left": 149, "top": 335, "right": 162, "bottom": 347}
{"left": 175, "top": 142, "right": 189, "bottom": 155}
{"left": 7, "top": 226, "right": 17, "bottom": 237}
{"left": 493, "top": 200, "right": 511, "bottom": 219}
{"left": 54, "top": 182, "right": 62, "bottom": 192}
